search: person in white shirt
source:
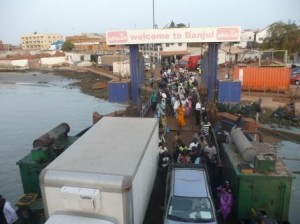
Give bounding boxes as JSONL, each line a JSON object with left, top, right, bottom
{"left": 195, "top": 100, "right": 202, "bottom": 125}
{"left": 188, "top": 138, "right": 199, "bottom": 151}
{"left": 0, "top": 195, "right": 18, "bottom": 224}
{"left": 204, "top": 142, "right": 216, "bottom": 162}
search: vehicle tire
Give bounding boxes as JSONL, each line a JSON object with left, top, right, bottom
{"left": 295, "top": 80, "right": 300, "bottom": 85}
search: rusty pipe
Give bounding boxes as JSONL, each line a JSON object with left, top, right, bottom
{"left": 33, "top": 123, "right": 70, "bottom": 148}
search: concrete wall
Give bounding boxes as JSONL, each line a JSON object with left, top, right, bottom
{"left": 0, "top": 50, "right": 40, "bottom": 59}
{"left": 0, "top": 60, "right": 12, "bottom": 68}
{"left": 40, "top": 56, "right": 67, "bottom": 65}
{"left": 65, "top": 52, "right": 91, "bottom": 63}
{"left": 11, "top": 59, "right": 29, "bottom": 68}
{"left": 0, "top": 59, "right": 29, "bottom": 69}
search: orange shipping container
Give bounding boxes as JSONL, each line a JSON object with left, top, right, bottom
{"left": 232, "top": 67, "right": 291, "bottom": 92}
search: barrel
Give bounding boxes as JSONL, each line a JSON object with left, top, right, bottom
{"left": 230, "top": 127, "right": 257, "bottom": 162}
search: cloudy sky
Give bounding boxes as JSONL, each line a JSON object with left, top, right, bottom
{"left": 1, "top": 0, "right": 299, "bottom": 45}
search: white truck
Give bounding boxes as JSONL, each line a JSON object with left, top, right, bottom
{"left": 40, "top": 117, "right": 159, "bottom": 224}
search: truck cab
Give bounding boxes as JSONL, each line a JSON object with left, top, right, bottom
{"left": 179, "top": 55, "right": 200, "bottom": 71}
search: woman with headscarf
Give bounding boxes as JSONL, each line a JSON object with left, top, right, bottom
{"left": 217, "top": 182, "right": 234, "bottom": 221}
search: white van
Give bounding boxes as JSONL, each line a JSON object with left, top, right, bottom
{"left": 163, "top": 164, "right": 217, "bottom": 224}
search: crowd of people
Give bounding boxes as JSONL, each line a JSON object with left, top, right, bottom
{"left": 153, "top": 67, "right": 217, "bottom": 168}
{"left": 152, "top": 67, "right": 235, "bottom": 221}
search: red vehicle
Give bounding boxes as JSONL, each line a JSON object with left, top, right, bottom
{"left": 290, "top": 73, "right": 300, "bottom": 85}
{"left": 179, "top": 54, "right": 200, "bottom": 70}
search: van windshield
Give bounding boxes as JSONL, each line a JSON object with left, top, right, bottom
{"left": 167, "top": 196, "right": 214, "bottom": 222}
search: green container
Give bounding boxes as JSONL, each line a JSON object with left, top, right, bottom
{"left": 17, "top": 136, "right": 80, "bottom": 194}
{"left": 17, "top": 153, "right": 52, "bottom": 194}
{"left": 254, "top": 154, "right": 276, "bottom": 173}
{"left": 17, "top": 197, "right": 45, "bottom": 224}
{"left": 31, "top": 147, "right": 50, "bottom": 162}
{"left": 222, "top": 144, "right": 294, "bottom": 223}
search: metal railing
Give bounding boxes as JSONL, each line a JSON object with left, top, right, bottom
{"left": 140, "top": 98, "right": 152, "bottom": 117}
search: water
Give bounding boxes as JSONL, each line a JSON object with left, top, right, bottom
{"left": 276, "top": 141, "right": 300, "bottom": 224}
{"left": 0, "top": 71, "right": 126, "bottom": 208}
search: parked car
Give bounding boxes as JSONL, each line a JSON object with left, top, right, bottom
{"left": 290, "top": 73, "right": 300, "bottom": 85}
{"left": 163, "top": 164, "right": 217, "bottom": 224}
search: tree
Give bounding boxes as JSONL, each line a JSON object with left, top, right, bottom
{"left": 176, "top": 23, "right": 188, "bottom": 28}
{"left": 61, "top": 41, "right": 74, "bottom": 52}
{"left": 259, "top": 21, "right": 300, "bottom": 54}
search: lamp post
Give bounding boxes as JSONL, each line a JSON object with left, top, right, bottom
{"left": 152, "top": 0, "right": 155, "bottom": 28}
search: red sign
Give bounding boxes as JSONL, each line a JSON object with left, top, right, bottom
{"left": 216, "top": 28, "right": 240, "bottom": 41}
{"left": 107, "top": 31, "right": 128, "bottom": 44}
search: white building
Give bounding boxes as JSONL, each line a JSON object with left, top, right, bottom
{"left": 255, "top": 26, "right": 270, "bottom": 44}
{"left": 234, "top": 29, "right": 256, "bottom": 49}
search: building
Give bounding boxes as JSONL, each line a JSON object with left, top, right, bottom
{"left": 21, "top": 33, "right": 63, "bottom": 50}
{"left": 255, "top": 26, "right": 270, "bottom": 44}
{"left": 139, "top": 21, "right": 192, "bottom": 66}
{"left": 234, "top": 29, "right": 257, "bottom": 49}
{"left": 49, "top": 41, "right": 64, "bottom": 51}
{"left": 0, "top": 41, "right": 5, "bottom": 51}
{"left": 65, "top": 33, "right": 125, "bottom": 54}
{"left": 139, "top": 42, "right": 189, "bottom": 65}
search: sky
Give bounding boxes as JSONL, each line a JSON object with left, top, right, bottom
{"left": 1, "top": 0, "right": 299, "bottom": 45}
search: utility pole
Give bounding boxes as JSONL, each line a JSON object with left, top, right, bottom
{"left": 152, "top": 0, "right": 155, "bottom": 29}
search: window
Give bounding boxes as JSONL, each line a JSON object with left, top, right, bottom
{"left": 166, "top": 43, "right": 170, "bottom": 47}
{"left": 167, "top": 196, "right": 213, "bottom": 222}
{"left": 178, "top": 43, "right": 182, "bottom": 46}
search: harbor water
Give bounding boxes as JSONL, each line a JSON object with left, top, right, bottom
{"left": 0, "top": 71, "right": 299, "bottom": 223}
{"left": 0, "top": 71, "right": 126, "bottom": 210}
{"left": 276, "top": 141, "right": 300, "bottom": 224}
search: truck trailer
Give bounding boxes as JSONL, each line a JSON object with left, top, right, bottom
{"left": 40, "top": 117, "right": 159, "bottom": 224}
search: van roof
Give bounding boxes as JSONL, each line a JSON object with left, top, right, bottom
{"left": 173, "top": 168, "right": 208, "bottom": 197}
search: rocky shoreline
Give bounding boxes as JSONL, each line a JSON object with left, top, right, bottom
{"left": 48, "top": 68, "right": 111, "bottom": 100}
{"left": 0, "top": 67, "right": 113, "bottom": 100}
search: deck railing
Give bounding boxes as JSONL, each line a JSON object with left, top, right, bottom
{"left": 140, "top": 98, "right": 152, "bottom": 117}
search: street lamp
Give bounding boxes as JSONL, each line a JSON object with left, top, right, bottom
{"left": 152, "top": 0, "right": 155, "bottom": 29}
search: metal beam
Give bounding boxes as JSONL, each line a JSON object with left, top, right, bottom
{"left": 129, "top": 45, "right": 139, "bottom": 107}
{"left": 207, "top": 42, "right": 219, "bottom": 103}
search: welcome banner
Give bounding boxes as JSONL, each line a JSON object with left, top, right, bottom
{"left": 106, "top": 26, "right": 241, "bottom": 45}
